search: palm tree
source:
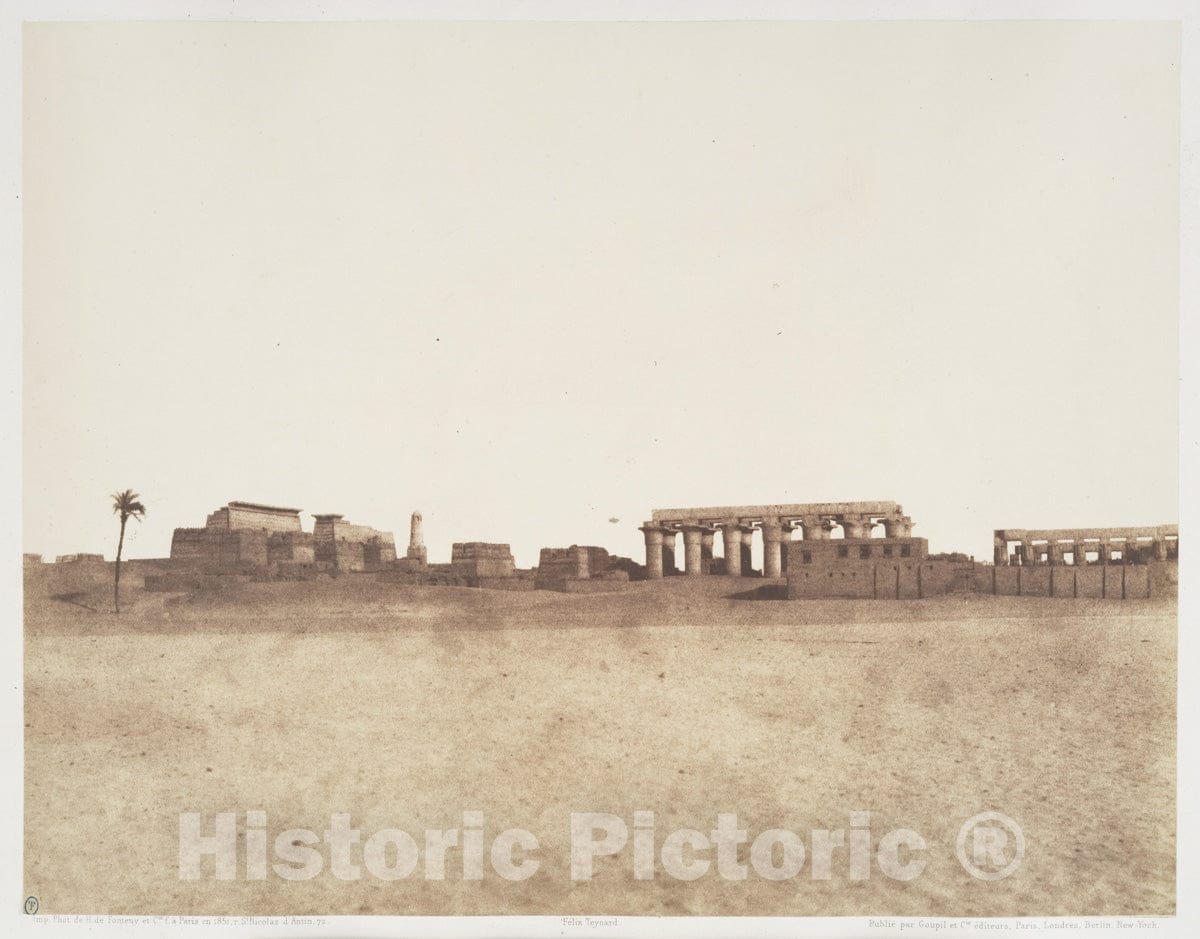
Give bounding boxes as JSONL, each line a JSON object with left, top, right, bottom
{"left": 111, "top": 489, "right": 146, "bottom": 613}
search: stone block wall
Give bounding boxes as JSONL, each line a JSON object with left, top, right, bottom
{"left": 313, "top": 515, "right": 398, "bottom": 572}
{"left": 451, "top": 543, "right": 515, "bottom": 579}
{"left": 786, "top": 560, "right": 966, "bottom": 599}
{"left": 983, "top": 563, "right": 1171, "bottom": 599}
{"left": 788, "top": 558, "right": 1178, "bottom": 600}
{"left": 267, "top": 532, "right": 315, "bottom": 565}
{"left": 535, "top": 545, "right": 623, "bottom": 590}
{"left": 205, "top": 503, "right": 302, "bottom": 533}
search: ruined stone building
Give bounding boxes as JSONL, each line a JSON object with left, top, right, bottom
{"left": 170, "top": 502, "right": 313, "bottom": 574}
{"left": 53, "top": 553, "right": 105, "bottom": 564}
{"left": 535, "top": 545, "right": 631, "bottom": 591}
{"left": 637, "top": 502, "right": 1177, "bottom": 600}
{"left": 985, "top": 525, "right": 1179, "bottom": 599}
{"left": 169, "top": 501, "right": 395, "bottom": 575}
{"left": 993, "top": 526, "right": 1178, "bottom": 566}
{"left": 450, "top": 543, "right": 515, "bottom": 579}
{"left": 313, "top": 514, "right": 397, "bottom": 572}
{"left": 640, "top": 502, "right": 915, "bottom": 578}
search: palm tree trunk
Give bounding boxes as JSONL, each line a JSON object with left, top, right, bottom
{"left": 114, "top": 515, "right": 127, "bottom": 614}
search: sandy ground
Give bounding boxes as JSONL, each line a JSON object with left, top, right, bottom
{"left": 23, "top": 571, "right": 1176, "bottom": 916}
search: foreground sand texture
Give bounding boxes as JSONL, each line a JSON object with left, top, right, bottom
{"left": 24, "top": 572, "right": 1175, "bottom": 916}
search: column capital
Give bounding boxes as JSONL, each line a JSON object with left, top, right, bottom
{"left": 760, "top": 519, "right": 784, "bottom": 538}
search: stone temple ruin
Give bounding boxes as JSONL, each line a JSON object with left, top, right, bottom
{"left": 994, "top": 526, "right": 1178, "bottom": 566}
{"left": 93, "top": 493, "right": 1177, "bottom": 601}
{"left": 535, "top": 545, "right": 632, "bottom": 592}
{"left": 640, "top": 502, "right": 1178, "bottom": 600}
{"left": 313, "top": 513, "right": 397, "bottom": 571}
{"left": 641, "top": 502, "right": 915, "bottom": 578}
{"left": 986, "top": 525, "right": 1179, "bottom": 599}
{"left": 169, "top": 501, "right": 396, "bottom": 575}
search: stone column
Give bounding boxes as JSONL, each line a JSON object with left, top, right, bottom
{"left": 641, "top": 526, "right": 664, "bottom": 579}
{"left": 1047, "top": 543, "right": 1062, "bottom": 566}
{"left": 842, "top": 517, "right": 865, "bottom": 540}
{"left": 682, "top": 527, "right": 704, "bottom": 576}
{"left": 805, "top": 517, "right": 830, "bottom": 540}
{"left": 662, "top": 531, "right": 677, "bottom": 575}
{"left": 1020, "top": 541, "right": 1034, "bottom": 566}
{"left": 1155, "top": 538, "right": 1169, "bottom": 561}
{"left": 700, "top": 529, "right": 715, "bottom": 574}
{"left": 1124, "top": 540, "right": 1137, "bottom": 565}
{"left": 722, "top": 524, "right": 743, "bottom": 577}
{"left": 740, "top": 528, "right": 755, "bottom": 574}
{"left": 762, "top": 520, "right": 784, "bottom": 579}
{"left": 1096, "top": 543, "right": 1109, "bottom": 565}
{"left": 993, "top": 535, "right": 1007, "bottom": 566}
{"left": 1073, "top": 543, "right": 1085, "bottom": 565}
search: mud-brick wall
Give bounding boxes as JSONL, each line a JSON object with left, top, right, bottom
{"left": 268, "top": 532, "right": 315, "bottom": 564}
{"left": 170, "top": 528, "right": 212, "bottom": 563}
{"left": 170, "top": 527, "right": 268, "bottom": 572}
{"left": 333, "top": 541, "right": 364, "bottom": 571}
{"left": 231, "top": 530, "right": 268, "bottom": 569}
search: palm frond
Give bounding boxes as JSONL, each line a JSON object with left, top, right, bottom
{"left": 111, "top": 489, "right": 146, "bottom": 517}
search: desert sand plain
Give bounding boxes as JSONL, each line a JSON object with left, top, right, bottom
{"left": 23, "top": 565, "right": 1175, "bottom": 917}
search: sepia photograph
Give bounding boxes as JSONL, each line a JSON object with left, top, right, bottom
{"left": 7, "top": 1, "right": 1197, "bottom": 937}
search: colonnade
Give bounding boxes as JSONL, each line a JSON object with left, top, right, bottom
{"left": 993, "top": 527, "right": 1178, "bottom": 566}
{"left": 640, "top": 502, "right": 914, "bottom": 580}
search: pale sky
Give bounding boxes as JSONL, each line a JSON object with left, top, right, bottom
{"left": 22, "top": 20, "right": 1180, "bottom": 567}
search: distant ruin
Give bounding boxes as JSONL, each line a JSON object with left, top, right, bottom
{"left": 450, "top": 543, "right": 516, "bottom": 580}
{"left": 53, "top": 553, "right": 104, "bottom": 564}
{"left": 994, "top": 526, "right": 1178, "bottom": 566}
{"left": 641, "top": 502, "right": 1178, "bottom": 600}
{"left": 405, "top": 512, "right": 428, "bottom": 567}
{"left": 169, "top": 501, "right": 396, "bottom": 575}
{"left": 312, "top": 514, "right": 397, "bottom": 572}
{"left": 641, "top": 502, "right": 914, "bottom": 578}
{"left": 40, "top": 494, "right": 1176, "bottom": 602}
{"left": 535, "top": 545, "right": 632, "bottom": 592}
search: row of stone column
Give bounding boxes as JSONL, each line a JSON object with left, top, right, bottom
{"left": 994, "top": 538, "right": 1174, "bottom": 566}
{"left": 640, "top": 516, "right": 914, "bottom": 580}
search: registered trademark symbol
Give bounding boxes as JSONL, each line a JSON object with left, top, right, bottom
{"left": 956, "top": 811, "right": 1025, "bottom": 880}
{"left": 24, "top": 895, "right": 38, "bottom": 915}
